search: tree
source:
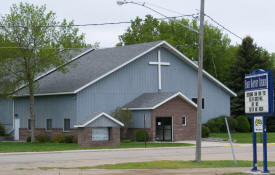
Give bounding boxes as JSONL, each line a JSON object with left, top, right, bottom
{"left": 0, "top": 3, "right": 88, "bottom": 142}
{"left": 112, "top": 107, "right": 132, "bottom": 139}
{"left": 117, "top": 15, "right": 236, "bottom": 83}
{"left": 227, "top": 36, "right": 273, "bottom": 117}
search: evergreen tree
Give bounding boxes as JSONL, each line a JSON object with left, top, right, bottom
{"left": 227, "top": 36, "right": 273, "bottom": 117}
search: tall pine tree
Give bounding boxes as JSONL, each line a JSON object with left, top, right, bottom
{"left": 227, "top": 36, "right": 273, "bottom": 117}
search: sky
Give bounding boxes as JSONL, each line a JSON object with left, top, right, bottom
{"left": 1, "top": 0, "right": 275, "bottom": 53}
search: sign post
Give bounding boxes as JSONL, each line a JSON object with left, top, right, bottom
{"left": 245, "top": 69, "right": 273, "bottom": 173}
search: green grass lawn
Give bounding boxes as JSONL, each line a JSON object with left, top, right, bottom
{"left": 210, "top": 132, "right": 275, "bottom": 143}
{"left": 0, "top": 141, "right": 192, "bottom": 153}
{"left": 33, "top": 160, "right": 275, "bottom": 170}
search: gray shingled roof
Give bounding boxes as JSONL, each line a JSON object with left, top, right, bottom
{"left": 16, "top": 41, "right": 163, "bottom": 95}
{"left": 123, "top": 92, "right": 181, "bottom": 109}
{"left": 75, "top": 112, "right": 101, "bottom": 126}
{"left": 74, "top": 112, "right": 124, "bottom": 127}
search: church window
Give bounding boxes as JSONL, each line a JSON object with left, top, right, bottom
{"left": 64, "top": 119, "right": 70, "bottom": 131}
{"left": 182, "top": 116, "right": 187, "bottom": 126}
{"left": 192, "top": 98, "right": 205, "bottom": 109}
{"left": 46, "top": 119, "right": 52, "bottom": 131}
{"left": 28, "top": 119, "right": 31, "bottom": 130}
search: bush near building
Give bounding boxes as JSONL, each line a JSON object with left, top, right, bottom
{"left": 206, "top": 116, "right": 237, "bottom": 133}
{"left": 202, "top": 125, "right": 210, "bottom": 138}
{"left": 135, "top": 129, "right": 149, "bottom": 141}
{"left": 236, "top": 116, "right": 250, "bottom": 132}
{"left": 0, "top": 123, "right": 5, "bottom": 136}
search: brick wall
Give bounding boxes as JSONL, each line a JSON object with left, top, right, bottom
{"left": 78, "top": 127, "right": 120, "bottom": 147}
{"left": 19, "top": 128, "right": 78, "bottom": 141}
{"left": 151, "top": 96, "right": 197, "bottom": 141}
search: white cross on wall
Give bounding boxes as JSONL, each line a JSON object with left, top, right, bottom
{"left": 149, "top": 49, "right": 170, "bottom": 90}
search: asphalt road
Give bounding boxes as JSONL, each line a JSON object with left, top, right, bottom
{"left": 1, "top": 143, "right": 275, "bottom": 175}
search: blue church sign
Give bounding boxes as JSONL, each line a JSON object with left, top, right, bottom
{"left": 245, "top": 69, "right": 273, "bottom": 173}
{"left": 245, "top": 69, "right": 273, "bottom": 116}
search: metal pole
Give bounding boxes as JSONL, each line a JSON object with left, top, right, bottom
{"left": 144, "top": 114, "right": 147, "bottom": 148}
{"left": 251, "top": 116, "right": 258, "bottom": 172}
{"left": 195, "top": 0, "right": 205, "bottom": 162}
{"left": 224, "top": 117, "right": 237, "bottom": 164}
{"left": 262, "top": 116, "right": 269, "bottom": 173}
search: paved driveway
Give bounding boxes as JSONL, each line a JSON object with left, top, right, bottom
{"left": 1, "top": 142, "right": 275, "bottom": 175}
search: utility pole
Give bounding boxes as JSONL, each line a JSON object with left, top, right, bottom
{"left": 195, "top": 0, "right": 205, "bottom": 162}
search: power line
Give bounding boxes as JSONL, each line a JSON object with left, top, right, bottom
{"left": 0, "top": 15, "right": 193, "bottom": 28}
{"left": 204, "top": 14, "right": 242, "bottom": 40}
{"left": 142, "top": 2, "right": 242, "bottom": 40}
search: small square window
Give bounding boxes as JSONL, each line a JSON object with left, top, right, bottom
{"left": 64, "top": 119, "right": 70, "bottom": 131}
{"left": 46, "top": 119, "right": 52, "bottom": 131}
{"left": 182, "top": 116, "right": 187, "bottom": 126}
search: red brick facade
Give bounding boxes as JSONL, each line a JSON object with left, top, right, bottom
{"left": 78, "top": 127, "right": 120, "bottom": 147}
{"left": 20, "top": 127, "right": 121, "bottom": 147}
{"left": 151, "top": 96, "right": 197, "bottom": 141}
{"left": 128, "top": 96, "right": 197, "bottom": 141}
{"left": 19, "top": 128, "right": 78, "bottom": 141}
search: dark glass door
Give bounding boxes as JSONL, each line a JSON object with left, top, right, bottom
{"left": 156, "top": 117, "right": 172, "bottom": 141}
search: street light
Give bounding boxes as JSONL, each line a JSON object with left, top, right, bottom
{"left": 117, "top": 0, "right": 204, "bottom": 162}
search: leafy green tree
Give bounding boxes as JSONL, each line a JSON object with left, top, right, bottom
{"left": 118, "top": 15, "right": 236, "bottom": 83}
{"left": 0, "top": 3, "right": 88, "bottom": 142}
{"left": 227, "top": 36, "right": 273, "bottom": 117}
{"left": 112, "top": 107, "right": 132, "bottom": 139}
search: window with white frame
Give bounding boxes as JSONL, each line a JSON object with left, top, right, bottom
{"left": 92, "top": 128, "right": 109, "bottom": 141}
{"left": 182, "top": 116, "right": 187, "bottom": 126}
{"left": 64, "top": 119, "right": 70, "bottom": 131}
{"left": 46, "top": 119, "right": 52, "bottom": 131}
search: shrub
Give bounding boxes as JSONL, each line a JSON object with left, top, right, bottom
{"left": 135, "top": 129, "right": 149, "bottom": 141}
{"left": 236, "top": 116, "right": 250, "bottom": 132}
{"left": 0, "top": 123, "right": 5, "bottom": 136}
{"left": 226, "top": 117, "right": 238, "bottom": 132}
{"left": 202, "top": 126, "right": 210, "bottom": 138}
{"left": 26, "top": 136, "right": 31, "bottom": 142}
{"left": 35, "top": 134, "right": 50, "bottom": 143}
{"left": 206, "top": 116, "right": 237, "bottom": 133}
{"left": 53, "top": 134, "right": 65, "bottom": 143}
{"left": 73, "top": 136, "right": 78, "bottom": 143}
{"left": 64, "top": 135, "right": 74, "bottom": 143}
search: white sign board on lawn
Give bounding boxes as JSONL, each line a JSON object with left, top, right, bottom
{"left": 254, "top": 116, "right": 263, "bottom": 133}
{"left": 245, "top": 73, "right": 269, "bottom": 114}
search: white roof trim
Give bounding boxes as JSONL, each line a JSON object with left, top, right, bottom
{"left": 74, "top": 41, "right": 166, "bottom": 93}
{"left": 162, "top": 41, "right": 237, "bottom": 97}
{"left": 14, "top": 48, "right": 95, "bottom": 94}
{"left": 74, "top": 112, "right": 124, "bottom": 128}
{"left": 73, "top": 41, "right": 236, "bottom": 97}
{"left": 125, "top": 92, "right": 197, "bottom": 110}
{"left": 13, "top": 91, "right": 75, "bottom": 97}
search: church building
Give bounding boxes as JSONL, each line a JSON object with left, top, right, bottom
{"left": 0, "top": 41, "right": 236, "bottom": 146}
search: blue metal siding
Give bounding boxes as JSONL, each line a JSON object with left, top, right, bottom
{"left": 14, "top": 95, "right": 76, "bottom": 129}
{"left": 160, "top": 48, "right": 231, "bottom": 122}
{"left": 76, "top": 47, "right": 231, "bottom": 124}
{"left": 0, "top": 99, "right": 13, "bottom": 131}
{"left": 130, "top": 110, "right": 151, "bottom": 128}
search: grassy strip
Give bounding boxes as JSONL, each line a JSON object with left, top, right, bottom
{"left": 22, "top": 160, "right": 275, "bottom": 170}
{"left": 0, "top": 142, "right": 192, "bottom": 153}
{"left": 210, "top": 132, "right": 275, "bottom": 143}
{"left": 91, "top": 160, "right": 275, "bottom": 169}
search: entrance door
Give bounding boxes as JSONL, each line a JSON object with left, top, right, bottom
{"left": 14, "top": 118, "right": 20, "bottom": 141}
{"left": 156, "top": 117, "right": 172, "bottom": 141}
